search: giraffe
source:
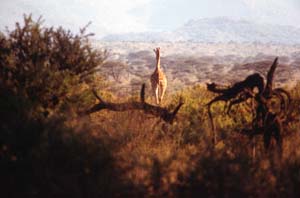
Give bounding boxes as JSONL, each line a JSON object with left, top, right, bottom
{"left": 150, "top": 47, "right": 167, "bottom": 105}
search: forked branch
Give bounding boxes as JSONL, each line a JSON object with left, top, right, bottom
{"left": 86, "top": 84, "right": 183, "bottom": 124}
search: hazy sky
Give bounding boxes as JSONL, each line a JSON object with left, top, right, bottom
{"left": 1, "top": 0, "right": 300, "bottom": 37}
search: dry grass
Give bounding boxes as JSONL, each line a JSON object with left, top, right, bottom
{"left": 66, "top": 83, "right": 300, "bottom": 197}
{"left": 2, "top": 82, "right": 300, "bottom": 197}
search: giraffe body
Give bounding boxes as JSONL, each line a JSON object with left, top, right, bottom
{"left": 150, "top": 48, "right": 167, "bottom": 105}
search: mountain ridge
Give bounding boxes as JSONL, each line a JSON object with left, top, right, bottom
{"left": 102, "top": 17, "right": 300, "bottom": 45}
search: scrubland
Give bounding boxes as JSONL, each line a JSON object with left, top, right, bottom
{"left": 1, "top": 15, "right": 300, "bottom": 197}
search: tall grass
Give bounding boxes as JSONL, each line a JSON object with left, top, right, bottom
{"left": 83, "top": 84, "right": 300, "bottom": 197}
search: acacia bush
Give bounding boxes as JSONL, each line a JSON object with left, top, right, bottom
{"left": 0, "top": 14, "right": 108, "bottom": 154}
{"left": 0, "top": 15, "right": 119, "bottom": 197}
{"left": 0, "top": 14, "right": 107, "bottom": 114}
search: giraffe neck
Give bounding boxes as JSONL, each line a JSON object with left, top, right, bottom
{"left": 156, "top": 57, "right": 161, "bottom": 70}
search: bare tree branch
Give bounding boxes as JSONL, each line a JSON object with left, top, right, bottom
{"left": 263, "top": 57, "right": 278, "bottom": 97}
{"left": 92, "top": 89, "right": 105, "bottom": 103}
{"left": 85, "top": 84, "right": 183, "bottom": 124}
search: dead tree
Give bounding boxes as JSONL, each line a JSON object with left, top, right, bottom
{"left": 206, "top": 73, "right": 265, "bottom": 143}
{"left": 206, "top": 57, "right": 291, "bottom": 153}
{"left": 250, "top": 58, "right": 288, "bottom": 154}
{"left": 85, "top": 84, "right": 184, "bottom": 124}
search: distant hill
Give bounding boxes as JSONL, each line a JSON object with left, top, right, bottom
{"left": 102, "top": 17, "right": 300, "bottom": 45}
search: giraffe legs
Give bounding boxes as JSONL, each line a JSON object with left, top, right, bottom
{"left": 159, "top": 84, "right": 167, "bottom": 104}
{"left": 152, "top": 83, "right": 167, "bottom": 105}
{"left": 153, "top": 86, "right": 159, "bottom": 105}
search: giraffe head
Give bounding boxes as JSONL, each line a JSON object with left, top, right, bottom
{"left": 153, "top": 47, "right": 160, "bottom": 61}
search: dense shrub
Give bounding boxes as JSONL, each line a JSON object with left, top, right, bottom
{"left": 0, "top": 15, "right": 118, "bottom": 197}
{"left": 0, "top": 14, "right": 107, "bottom": 114}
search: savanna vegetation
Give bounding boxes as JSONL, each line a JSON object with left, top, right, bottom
{"left": 1, "top": 15, "right": 300, "bottom": 197}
